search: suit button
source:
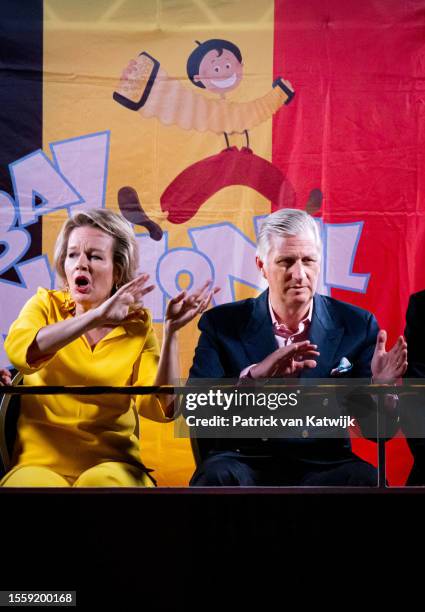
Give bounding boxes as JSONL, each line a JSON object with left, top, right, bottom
{"left": 261, "top": 438, "right": 268, "bottom": 442}
{"left": 322, "top": 398, "right": 329, "bottom": 407}
{"left": 302, "top": 430, "right": 309, "bottom": 438}
{"left": 235, "top": 449, "right": 241, "bottom": 453}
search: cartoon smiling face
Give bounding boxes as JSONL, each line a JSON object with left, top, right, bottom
{"left": 194, "top": 48, "right": 243, "bottom": 96}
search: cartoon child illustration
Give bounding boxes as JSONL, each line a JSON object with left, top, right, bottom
{"left": 114, "top": 39, "right": 296, "bottom": 228}
{"left": 114, "top": 38, "right": 294, "bottom": 150}
{"left": 187, "top": 39, "right": 246, "bottom": 147}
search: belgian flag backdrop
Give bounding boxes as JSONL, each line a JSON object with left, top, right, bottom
{"left": 1, "top": 0, "right": 425, "bottom": 485}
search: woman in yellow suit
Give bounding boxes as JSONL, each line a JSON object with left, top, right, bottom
{"left": 1, "top": 209, "right": 215, "bottom": 487}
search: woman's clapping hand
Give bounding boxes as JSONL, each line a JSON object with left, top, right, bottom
{"left": 164, "top": 281, "right": 220, "bottom": 334}
{"left": 95, "top": 274, "right": 155, "bottom": 325}
{"left": 95, "top": 275, "right": 219, "bottom": 332}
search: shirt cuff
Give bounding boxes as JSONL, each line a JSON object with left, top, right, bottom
{"left": 239, "top": 364, "right": 257, "bottom": 379}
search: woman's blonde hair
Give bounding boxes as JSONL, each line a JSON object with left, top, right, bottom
{"left": 54, "top": 209, "right": 139, "bottom": 288}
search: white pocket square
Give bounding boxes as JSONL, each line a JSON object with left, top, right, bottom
{"left": 330, "top": 357, "right": 353, "bottom": 376}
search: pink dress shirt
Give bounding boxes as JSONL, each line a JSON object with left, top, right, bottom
{"left": 240, "top": 298, "right": 313, "bottom": 377}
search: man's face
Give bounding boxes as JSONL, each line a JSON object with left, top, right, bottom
{"left": 256, "top": 232, "right": 321, "bottom": 313}
{"left": 194, "top": 49, "right": 243, "bottom": 94}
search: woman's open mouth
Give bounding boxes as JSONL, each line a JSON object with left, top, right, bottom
{"left": 74, "top": 275, "right": 91, "bottom": 294}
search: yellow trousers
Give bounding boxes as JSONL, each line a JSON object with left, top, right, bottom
{"left": 0, "top": 462, "right": 155, "bottom": 487}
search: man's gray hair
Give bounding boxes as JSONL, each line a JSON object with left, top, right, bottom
{"left": 256, "top": 208, "right": 322, "bottom": 260}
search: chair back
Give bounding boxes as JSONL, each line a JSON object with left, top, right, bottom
{"left": 0, "top": 372, "right": 23, "bottom": 476}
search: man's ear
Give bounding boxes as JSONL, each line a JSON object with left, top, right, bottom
{"left": 256, "top": 256, "right": 267, "bottom": 279}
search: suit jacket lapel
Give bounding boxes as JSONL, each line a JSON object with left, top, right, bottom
{"left": 240, "top": 291, "right": 344, "bottom": 378}
{"left": 240, "top": 290, "right": 278, "bottom": 365}
{"left": 301, "top": 294, "right": 344, "bottom": 379}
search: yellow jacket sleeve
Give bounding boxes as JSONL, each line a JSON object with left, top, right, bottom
{"left": 131, "top": 315, "right": 173, "bottom": 423}
{"left": 4, "top": 288, "right": 55, "bottom": 374}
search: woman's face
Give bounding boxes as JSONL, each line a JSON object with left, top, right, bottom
{"left": 64, "top": 226, "right": 116, "bottom": 313}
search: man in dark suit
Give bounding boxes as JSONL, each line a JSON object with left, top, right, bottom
{"left": 402, "top": 291, "right": 425, "bottom": 484}
{"left": 189, "top": 208, "right": 407, "bottom": 486}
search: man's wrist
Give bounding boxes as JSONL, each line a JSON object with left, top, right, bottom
{"left": 371, "top": 375, "right": 401, "bottom": 385}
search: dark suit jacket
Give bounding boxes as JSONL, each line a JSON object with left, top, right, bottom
{"left": 403, "top": 290, "right": 425, "bottom": 483}
{"left": 405, "top": 290, "right": 425, "bottom": 378}
{"left": 189, "top": 290, "right": 380, "bottom": 464}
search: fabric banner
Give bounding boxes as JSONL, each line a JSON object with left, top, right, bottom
{"left": 1, "top": 0, "right": 424, "bottom": 484}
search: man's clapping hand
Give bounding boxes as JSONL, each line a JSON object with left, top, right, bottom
{"left": 371, "top": 330, "right": 408, "bottom": 384}
{"left": 250, "top": 341, "right": 319, "bottom": 379}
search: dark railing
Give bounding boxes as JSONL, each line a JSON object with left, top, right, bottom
{"left": 1, "top": 382, "right": 424, "bottom": 491}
